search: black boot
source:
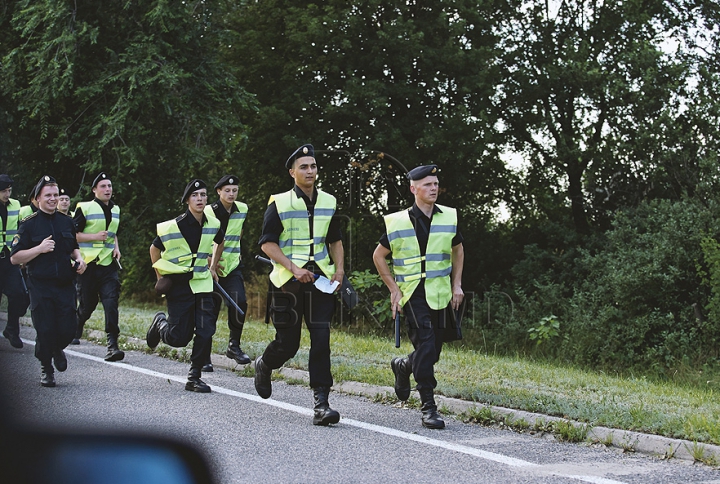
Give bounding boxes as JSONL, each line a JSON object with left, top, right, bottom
{"left": 253, "top": 356, "right": 272, "bottom": 399}
{"left": 312, "top": 387, "right": 340, "bottom": 426}
{"left": 105, "top": 333, "right": 125, "bottom": 362}
{"left": 201, "top": 359, "right": 214, "bottom": 372}
{"left": 146, "top": 312, "right": 167, "bottom": 349}
{"left": 3, "top": 328, "right": 23, "bottom": 349}
{"left": 419, "top": 388, "right": 445, "bottom": 429}
{"left": 40, "top": 364, "right": 56, "bottom": 388}
{"left": 53, "top": 349, "right": 68, "bottom": 372}
{"left": 185, "top": 367, "right": 211, "bottom": 393}
{"left": 226, "top": 338, "right": 250, "bottom": 365}
{"left": 71, "top": 321, "right": 84, "bottom": 345}
{"left": 391, "top": 357, "right": 411, "bottom": 401}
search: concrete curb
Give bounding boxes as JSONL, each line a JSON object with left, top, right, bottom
{"left": 7, "top": 315, "right": 720, "bottom": 465}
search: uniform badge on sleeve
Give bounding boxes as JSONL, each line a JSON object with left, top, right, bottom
{"left": 11, "top": 234, "right": 19, "bottom": 248}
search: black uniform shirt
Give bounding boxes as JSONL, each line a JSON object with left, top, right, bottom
{"left": 378, "top": 203, "right": 463, "bottom": 297}
{"left": 73, "top": 198, "right": 116, "bottom": 232}
{"left": 258, "top": 185, "right": 343, "bottom": 251}
{"left": 208, "top": 200, "right": 239, "bottom": 234}
{"left": 11, "top": 209, "right": 79, "bottom": 283}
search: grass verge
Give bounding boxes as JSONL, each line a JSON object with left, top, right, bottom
{"left": 74, "top": 301, "right": 720, "bottom": 447}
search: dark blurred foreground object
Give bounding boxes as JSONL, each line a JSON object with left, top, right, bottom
{"left": 0, "top": 428, "right": 216, "bottom": 484}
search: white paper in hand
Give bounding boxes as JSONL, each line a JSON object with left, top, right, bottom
{"left": 314, "top": 275, "right": 340, "bottom": 294}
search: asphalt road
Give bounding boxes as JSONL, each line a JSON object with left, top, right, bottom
{"left": 1, "top": 324, "right": 719, "bottom": 484}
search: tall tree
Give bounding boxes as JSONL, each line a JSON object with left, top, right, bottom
{"left": 493, "top": 0, "right": 689, "bottom": 233}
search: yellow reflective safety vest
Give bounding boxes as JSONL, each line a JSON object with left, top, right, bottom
{"left": 19, "top": 205, "right": 34, "bottom": 220}
{"left": 76, "top": 201, "right": 120, "bottom": 265}
{"left": 268, "top": 189, "right": 337, "bottom": 288}
{"left": 384, "top": 205, "right": 457, "bottom": 309}
{"left": 204, "top": 201, "right": 247, "bottom": 278}
{"left": 152, "top": 216, "right": 220, "bottom": 294}
{"left": 1, "top": 199, "right": 21, "bottom": 251}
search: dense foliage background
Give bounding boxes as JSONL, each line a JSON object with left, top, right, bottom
{"left": 3, "top": 0, "right": 720, "bottom": 376}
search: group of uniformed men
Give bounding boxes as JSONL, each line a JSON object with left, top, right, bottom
{"left": 2, "top": 144, "right": 465, "bottom": 429}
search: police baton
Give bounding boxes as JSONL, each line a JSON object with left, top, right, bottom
{"left": 394, "top": 311, "right": 401, "bottom": 348}
{"left": 213, "top": 280, "right": 245, "bottom": 316}
{"left": 255, "top": 255, "right": 272, "bottom": 266}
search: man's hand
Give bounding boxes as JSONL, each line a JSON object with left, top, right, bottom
{"left": 39, "top": 235, "right": 55, "bottom": 253}
{"left": 390, "top": 288, "right": 403, "bottom": 319}
{"left": 292, "top": 265, "right": 315, "bottom": 283}
{"left": 451, "top": 284, "right": 464, "bottom": 311}
{"left": 94, "top": 230, "right": 109, "bottom": 242}
{"left": 330, "top": 269, "right": 344, "bottom": 292}
{"left": 75, "top": 258, "right": 87, "bottom": 275}
{"left": 112, "top": 247, "right": 121, "bottom": 261}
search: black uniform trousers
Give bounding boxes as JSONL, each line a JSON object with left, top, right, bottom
{"left": 0, "top": 255, "right": 30, "bottom": 337}
{"left": 263, "top": 279, "right": 335, "bottom": 388}
{"left": 403, "top": 291, "right": 448, "bottom": 391}
{"left": 76, "top": 262, "right": 120, "bottom": 336}
{"left": 214, "top": 266, "right": 247, "bottom": 337}
{"left": 160, "top": 282, "right": 217, "bottom": 370}
{"left": 27, "top": 278, "right": 77, "bottom": 365}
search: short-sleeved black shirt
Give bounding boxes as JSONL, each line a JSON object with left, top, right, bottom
{"left": 11, "top": 209, "right": 80, "bottom": 283}
{"left": 258, "top": 185, "right": 343, "bottom": 251}
{"left": 207, "top": 200, "right": 241, "bottom": 234}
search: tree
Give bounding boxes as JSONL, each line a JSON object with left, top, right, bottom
{"left": 1, "top": 0, "right": 256, "bottom": 292}
{"left": 493, "top": 0, "right": 689, "bottom": 233}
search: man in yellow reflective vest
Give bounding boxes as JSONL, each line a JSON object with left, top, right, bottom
{"left": 18, "top": 184, "right": 38, "bottom": 220}
{"left": 72, "top": 172, "right": 125, "bottom": 362}
{"left": 201, "top": 174, "right": 250, "bottom": 372}
{"left": 146, "top": 179, "right": 225, "bottom": 393}
{"left": 255, "top": 144, "right": 345, "bottom": 426}
{"left": 0, "top": 174, "right": 30, "bottom": 349}
{"left": 373, "top": 164, "right": 465, "bottom": 429}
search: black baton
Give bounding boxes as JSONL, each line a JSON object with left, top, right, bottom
{"left": 255, "top": 255, "right": 272, "bottom": 266}
{"left": 395, "top": 311, "right": 401, "bottom": 348}
{"left": 213, "top": 280, "right": 245, "bottom": 316}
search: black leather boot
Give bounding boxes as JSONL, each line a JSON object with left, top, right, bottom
{"left": 226, "top": 338, "right": 251, "bottom": 365}
{"left": 313, "top": 387, "right": 340, "bottom": 426}
{"left": 146, "top": 312, "right": 167, "bottom": 349}
{"left": 419, "top": 388, "right": 445, "bottom": 429}
{"left": 105, "top": 333, "right": 125, "bottom": 362}
{"left": 53, "top": 349, "right": 67, "bottom": 372}
{"left": 40, "top": 364, "right": 55, "bottom": 388}
{"left": 201, "top": 359, "right": 214, "bottom": 372}
{"left": 3, "top": 328, "right": 23, "bottom": 348}
{"left": 253, "top": 356, "right": 272, "bottom": 399}
{"left": 185, "top": 367, "right": 211, "bottom": 393}
{"left": 391, "top": 357, "right": 411, "bottom": 401}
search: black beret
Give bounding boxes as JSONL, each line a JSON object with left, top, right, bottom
{"left": 214, "top": 174, "right": 239, "bottom": 190}
{"left": 34, "top": 175, "right": 57, "bottom": 196}
{"left": 28, "top": 183, "right": 38, "bottom": 201}
{"left": 181, "top": 179, "right": 207, "bottom": 202}
{"left": 285, "top": 144, "right": 314, "bottom": 169}
{"left": 407, "top": 164, "right": 439, "bottom": 181}
{"left": 0, "top": 174, "right": 12, "bottom": 191}
{"left": 58, "top": 187, "right": 70, "bottom": 197}
{"left": 92, "top": 172, "right": 110, "bottom": 188}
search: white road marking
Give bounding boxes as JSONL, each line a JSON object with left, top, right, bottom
{"left": 35, "top": 342, "right": 627, "bottom": 484}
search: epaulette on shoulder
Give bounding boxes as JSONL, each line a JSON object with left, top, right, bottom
{"left": 20, "top": 211, "right": 39, "bottom": 223}
{"left": 175, "top": 213, "right": 187, "bottom": 223}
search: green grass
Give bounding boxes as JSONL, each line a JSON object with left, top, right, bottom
{"left": 76, "top": 301, "right": 720, "bottom": 447}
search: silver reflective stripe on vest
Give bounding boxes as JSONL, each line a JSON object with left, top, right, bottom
{"left": 160, "top": 232, "right": 185, "bottom": 243}
{"left": 395, "top": 266, "right": 452, "bottom": 282}
{"left": 225, "top": 235, "right": 241, "bottom": 242}
{"left": 278, "top": 210, "right": 308, "bottom": 220}
{"left": 387, "top": 228, "right": 416, "bottom": 242}
{"left": 314, "top": 208, "right": 335, "bottom": 217}
{"left": 430, "top": 225, "right": 456, "bottom": 233}
{"left": 85, "top": 213, "right": 105, "bottom": 221}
